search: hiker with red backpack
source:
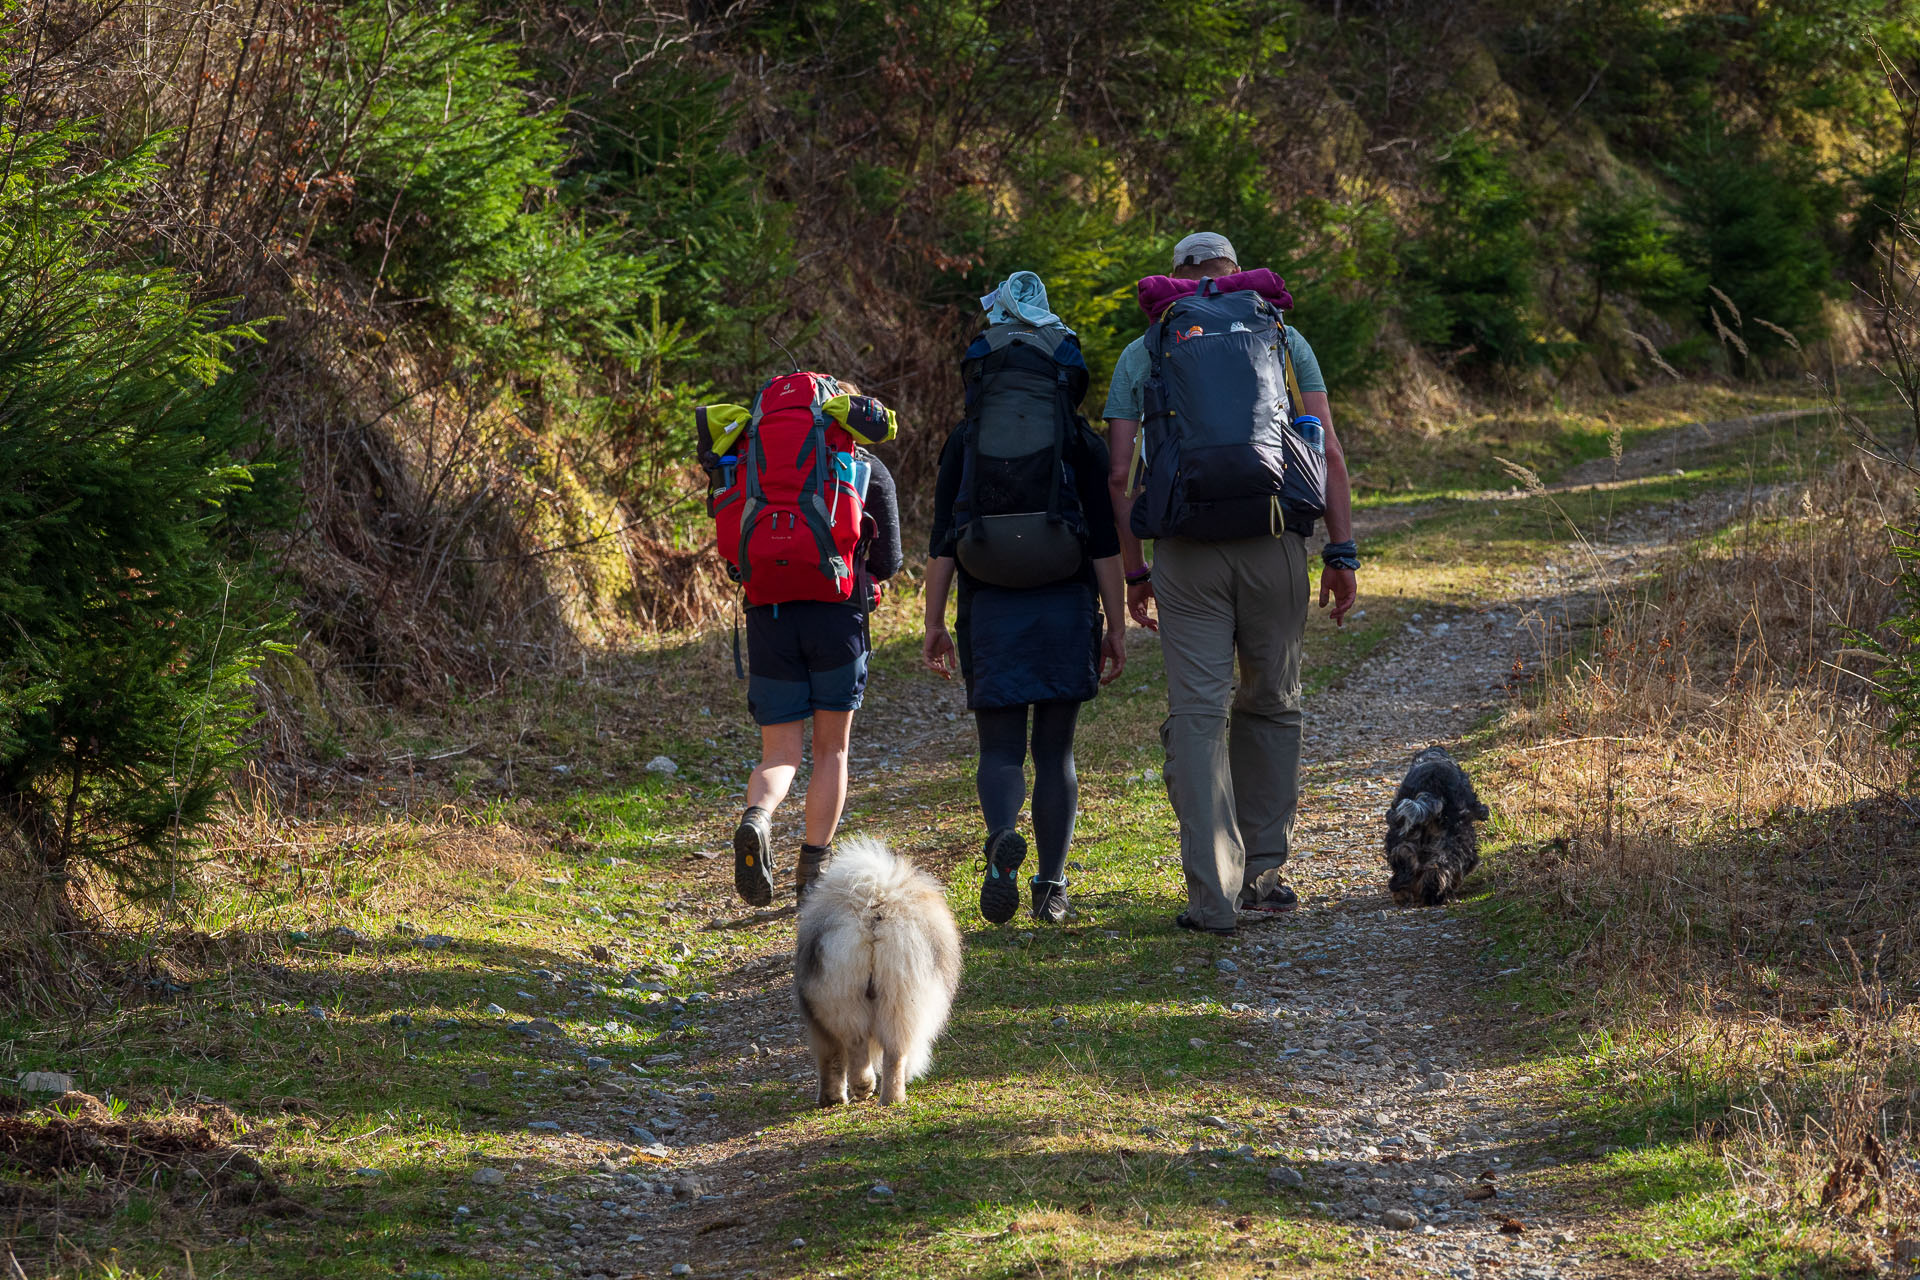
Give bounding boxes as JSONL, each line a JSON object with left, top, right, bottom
{"left": 922, "top": 271, "right": 1128, "bottom": 926}
{"left": 696, "top": 373, "right": 902, "bottom": 907}
{"left": 1105, "top": 232, "right": 1359, "bottom": 937}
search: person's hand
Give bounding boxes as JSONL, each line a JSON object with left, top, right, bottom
{"left": 1319, "top": 567, "right": 1357, "bottom": 626}
{"left": 1127, "top": 579, "right": 1158, "bottom": 632}
{"left": 870, "top": 581, "right": 886, "bottom": 609}
{"left": 922, "top": 627, "right": 957, "bottom": 679}
{"left": 1099, "top": 626, "right": 1127, "bottom": 685}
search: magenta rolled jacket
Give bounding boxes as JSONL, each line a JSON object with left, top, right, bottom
{"left": 1136, "top": 267, "right": 1294, "bottom": 318}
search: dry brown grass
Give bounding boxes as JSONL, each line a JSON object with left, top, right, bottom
{"left": 1494, "top": 452, "right": 1916, "bottom": 991}
{"left": 1487, "top": 448, "right": 1920, "bottom": 1253}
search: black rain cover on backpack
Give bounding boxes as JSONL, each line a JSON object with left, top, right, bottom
{"left": 950, "top": 322, "right": 1093, "bottom": 588}
{"left": 1131, "top": 281, "right": 1327, "bottom": 542}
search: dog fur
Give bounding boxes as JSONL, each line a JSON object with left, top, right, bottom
{"left": 792, "top": 836, "right": 961, "bottom": 1106}
{"left": 1384, "top": 746, "right": 1490, "bottom": 906}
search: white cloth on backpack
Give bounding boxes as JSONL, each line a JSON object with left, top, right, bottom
{"left": 979, "top": 270, "right": 1071, "bottom": 332}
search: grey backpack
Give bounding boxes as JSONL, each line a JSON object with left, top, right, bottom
{"left": 949, "top": 321, "right": 1093, "bottom": 588}
{"left": 1130, "top": 280, "right": 1325, "bottom": 541}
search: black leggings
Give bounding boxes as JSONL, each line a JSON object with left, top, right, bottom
{"left": 974, "top": 700, "right": 1081, "bottom": 884}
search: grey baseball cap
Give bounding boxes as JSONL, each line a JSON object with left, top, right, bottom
{"left": 1172, "top": 231, "right": 1238, "bottom": 269}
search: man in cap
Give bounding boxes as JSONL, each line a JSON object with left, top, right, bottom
{"left": 1104, "top": 231, "right": 1359, "bottom": 936}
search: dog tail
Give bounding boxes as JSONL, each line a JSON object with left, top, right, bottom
{"left": 1389, "top": 791, "right": 1444, "bottom": 832}
{"left": 806, "top": 836, "right": 961, "bottom": 1082}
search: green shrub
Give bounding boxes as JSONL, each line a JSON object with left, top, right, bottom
{"left": 1575, "top": 191, "right": 1701, "bottom": 331}
{"left": 1399, "top": 134, "right": 1550, "bottom": 373}
{"left": 310, "top": 1, "right": 655, "bottom": 376}
{"left": 0, "top": 122, "right": 286, "bottom": 899}
{"left": 1671, "top": 130, "right": 1839, "bottom": 360}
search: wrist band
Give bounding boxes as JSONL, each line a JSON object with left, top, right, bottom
{"left": 1125, "top": 567, "right": 1152, "bottom": 584}
{"left": 1321, "top": 540, "right": 1359, "bottom": 571}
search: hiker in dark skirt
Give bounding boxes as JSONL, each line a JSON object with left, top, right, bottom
{"left": 922, "top": 273, "right": 1126, "bottom": 924}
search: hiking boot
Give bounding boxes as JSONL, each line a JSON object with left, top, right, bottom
{"left": 978, "top": 829, "right": 1026, "bottom": 925}
{"left": 1175, "top": 911, "right": 1235, "bottom": 938}
{"left": 1237, "top": 882, "right": 1299, "bottom": 915}
{"left": 795, "top": 842, "right": 830, "bottom": 905}
{"left": 732, "top": 812, "right": 774, "bottom": 908}
{"left": 1031, "top": 879, "right": 1070, "bottom": 925}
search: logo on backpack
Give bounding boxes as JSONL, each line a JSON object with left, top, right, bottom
{"left": 1131, "top": 279, "right": 1327, "bottom": 542}
{"left": 949, "top": 322, "right": 1093, "bottom": 589}
{"left": 696, "top": 373, "right": 895, "bottom": 607}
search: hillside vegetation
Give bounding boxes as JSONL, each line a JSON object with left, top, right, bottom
{"left": 8, "top": 0, "right": 1917, "bottom": 679}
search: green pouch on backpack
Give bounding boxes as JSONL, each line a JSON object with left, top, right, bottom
{"left": 823, "top": 393, "right": 896, "bottom": 444}
{"left": 695, "top": 403, "right": 751, "bottom": 459}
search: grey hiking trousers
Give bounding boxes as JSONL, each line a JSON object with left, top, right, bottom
{"left": 1154, "top": 532, "right": 1308, "bottom": 931}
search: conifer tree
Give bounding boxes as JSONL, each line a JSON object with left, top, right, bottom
{"left": 0, "top": 117, "right": 285, "bottom": 953}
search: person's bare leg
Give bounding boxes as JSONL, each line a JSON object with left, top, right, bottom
{"left": 747, "top": 721, "right": 806, "bottom": 814}
{"left": 803, "top": 710, "right": 854, "bottom": 847}
{"left": 737, "top": 721, "right": 804, "bottom": 906}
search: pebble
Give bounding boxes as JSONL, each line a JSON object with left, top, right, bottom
{"left": 1050, "top": 1016, "right": 1069, "bottom": 1028}
{"left": 670, "top": 1267, "right": 692, "bottom": 1277}
{"left": 1215, "top": 959, "right": 1238, "bottom": 973}
{"left": 389, "top": 1013, "right": 412, "bottom": 1029}
{"left": 471, "top": 1168, "right": 506, "bottom": 1186}
{"left": 585, "top": 1056, "right": 613, "bottom": 1071}
{"left": 527, "top": 1121, "right": 562, "bottom": 1132}
{"left": 789, "top": 1238, "right": 807, "bottom": 1249}
{"left": 416, "top": 934, "right": 453, "bottom": 950}
{"left": 17, "top": 1071, "right": 74, "bottom": 1093}
{"left": 464, "top": 1072, "right": 490, "bottom": 1088}
{"left": 1425, "top": 1071, "right": 1456, "bottom": 1092}
{"left": 1267, "top": 1166, "right": 1305, "bottom": 1188}
{"left": 1382, "top": 1208, "right": 1418, "bottom": 1230}
{"left": 628, "top": 1126, "right": 660, "bottom": 1145}
{"left": 1204, "top": 1115, "right": 1233, "bottom": 1130}
{"left": 868, "top": 1182, "right": 894, "bottom": 1200}
{"left": 352, "top": 1167, "right": 384, "bottom": 1178}
{"left": 484, "top": 1003, "right": 505, "bottom": 1016}
{"left": 646, "top": 756, "right": 680, "bottom": 775}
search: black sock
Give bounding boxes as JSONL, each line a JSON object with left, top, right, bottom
{"left": 742, "top": 805, "right": 769, "bottom": 827}
{"left": 800, "top": 841, "right": 828, "bottom": 860}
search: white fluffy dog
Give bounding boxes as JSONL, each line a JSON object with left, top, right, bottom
{"left": 792, "top": 837, "right": 961, "bottom": 1106}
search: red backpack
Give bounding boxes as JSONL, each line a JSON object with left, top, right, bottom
{"left": 697, "top": 372, "right": 895, "bottom": 607}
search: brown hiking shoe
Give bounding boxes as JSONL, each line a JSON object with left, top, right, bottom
{"left": 795, "top": 844, "right": 830, "bottom": 904}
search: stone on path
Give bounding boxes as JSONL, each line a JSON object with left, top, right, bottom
{"left": 1267, "top": 1166, "right": 1305, "bottom": 1189}
{"left": 1382, "top": 1208, "right": 1418, "bottom": 1230}
{"left": 646, "top": 756, "right": 679, "bottom": 775}
{"left": 471, "top": 1167, "right": 507, "bottom": 1186}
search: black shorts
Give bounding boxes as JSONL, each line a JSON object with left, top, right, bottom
{"left": 744, "top": 600, "right": 869, "bottom": 726}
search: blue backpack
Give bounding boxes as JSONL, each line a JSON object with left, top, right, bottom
{"left": 1130, "top": 280, "right": 1326, "bottom": 541}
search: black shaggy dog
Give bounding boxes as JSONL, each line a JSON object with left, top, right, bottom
{"left": 1384, "top": 746, "right": 1490, "bottom": 906}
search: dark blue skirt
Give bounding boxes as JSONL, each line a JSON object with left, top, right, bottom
{"left": 956, "top": 579, "right": 1101, "bottom": 710}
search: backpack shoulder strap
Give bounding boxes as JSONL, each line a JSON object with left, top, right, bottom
{"left": 1279, "top": 321, "right": 1305, "bottom": 417}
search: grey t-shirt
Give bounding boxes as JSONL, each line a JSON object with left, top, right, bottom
{"left": 1102, "top": 327, "right": 1325, "bottom": 421}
